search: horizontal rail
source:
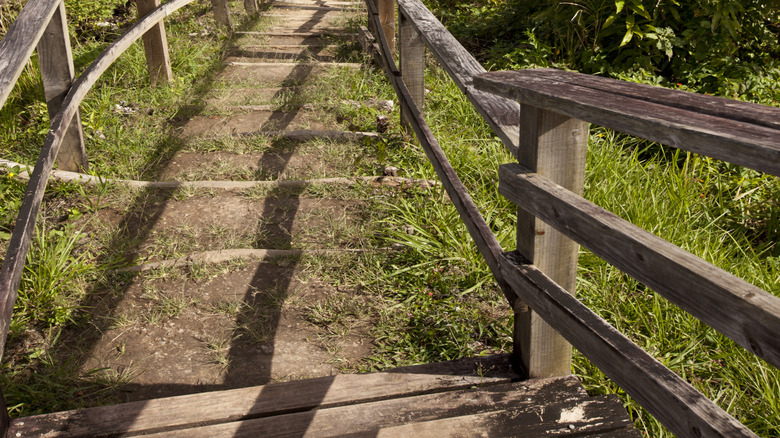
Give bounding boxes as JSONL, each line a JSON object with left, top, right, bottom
{"left": 394, "top": 0, "right": 520, "bottom": 155}
{"left": 0, "top": 0, "right": 62, "bottom": 109}
{"left": 497, "top": 251, "right": 756, "bottom": 438}
{"left": 499, "top": 163, "right": 780, "bottom": 370}
{"left": 0, "top": 0, "right": 197, "bottom": 357}
{"left": 475, "top": 70, "right": 780, "bottom": 177}
{"left": 365, "top": 0, "right": 516, "bottom": 307}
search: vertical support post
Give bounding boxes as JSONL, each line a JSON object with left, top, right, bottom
{"left": 211, "top": 0, "right": 233, "bottom": 31}
{"left": 137, "top": 0, "right": 174, "bottom": 86}
{"left": 377, "top": 0, "right": 395, "bottom": 58}
{"left": 399, "top": 10, "right": 424, "bottom": 131}
{"left": 244, "top": 0, "right": 259, "bottom": 16}
{"left": 36, "top": 0, "right": 88, "bottom": 172}
{"left": 513, "top": 105, "right": 589, "bottom": 378}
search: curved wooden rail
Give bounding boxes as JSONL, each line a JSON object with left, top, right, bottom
{"left": 0, "top": 0, "right": 197, "bottom": 358}
{"left": 0, "top": 0, "right": 61, "bottom": 109}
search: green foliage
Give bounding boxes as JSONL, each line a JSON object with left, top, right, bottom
{"left": 0, "top": 167, "right": 26, "bottom": 239}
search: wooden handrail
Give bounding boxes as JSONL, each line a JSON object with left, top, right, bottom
{"left": 0, "top": 0, "right": 61, "bottom": 109}
{"left": 365, "top": 0, "right": 777, "bottom": 436}
{"left": 499, "top": 162, "right": 780, "bottom": 370}
{"left": 474, "top": 69, "right": 780, "bottom": 177}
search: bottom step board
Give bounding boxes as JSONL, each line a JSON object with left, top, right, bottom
{"left": 9, "top": 354, "right": 638, "bottom": 437}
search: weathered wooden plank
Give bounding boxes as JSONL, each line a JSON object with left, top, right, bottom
{"left": 210, "top": 0, "right": 232, "bottom": 30}
{"left": 377, "top": 0, "right": 395, "bottom": 57}
{"left": 0, "top": 0, "right": 197, "bottom": 360}
{"left": 475, "top": 70, "right": 780, "bottom": 176}
{"left": 0, "top": 0, "right": 61, "bottom": 109}
{"left": 141, "top": 377, "right": 587, "bottom": 437}
{"left": 137, "top": 0, "right": 174, "bottom": 86}
{"left": 347, "top": 395, "right": 638, "bottom": 437}
{"left": 395, "top": 0, "right": 520, "bottom": 152}
{"left": 513, "top": 106, "right": 589, "bottom": 378}
{"left": 399, "top": 10, "right": 424, "bottom": 130}
{"left": 499, "top": 163, "right": 780, "bottom": 371}
{"left": 36, "top": 0, "right": 88, "bottom": 172}
{"left": 520, "top": 68, "right": 780, "bottom": 130}
{"left": 367, "top": 3, "right": 516, "bottom": 308}
{"left": 497, "top": 251, "right": 757, "bottom": 437}
{"left": 9, "top": 355, "right": 519, "bottom": 437}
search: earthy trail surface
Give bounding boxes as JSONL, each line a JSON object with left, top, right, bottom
{"left": 59, "top": 0, "right": 401, "bottom": 403}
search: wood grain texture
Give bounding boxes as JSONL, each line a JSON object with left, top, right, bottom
{"left": 395, "top": 0, "right": 520, "bottom": 153}
{"left": 137, "top": 0, "right": 174, "bottom": 86}
{"left": 399, "top": 10, "right": 424, "bottom": 130}
{"left": 9, "top": 355, "right": 519, "bottom": 437}
{"left": 358, "top": 395, "right": 638, "bottom": 437}
{"left": 141, "top": 378, "right": 592, "bottom": 437}
{"left": 497, "top": 251, "right": 758, "bottom": 438}
{"left": 474, "top": 69, "right": 780, "bottom": 176}
{"left": 210, "top": 0, "right": 232, "bottom": 30}
{"left": 36, "top": 1, "right": 88, "bottom": 172}
{"left": 499, "top": 162, "right": 780, "bottom": 371}
{"left": 367, "top": 3, "right": 516, "bottom": 308}
{"left": 513, "top": 105, "right": 589, "bottom": 378}
{"left": 0, "top": 0, "right": 61, "bottom": 110}
{"left": 377, "top": 0, "right": 395, "bottom": 57}
{"left": 0, "top": 0, "right": 197, "bottom": 360}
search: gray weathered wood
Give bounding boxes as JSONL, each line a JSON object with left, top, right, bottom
{"left": 497, "top": 251, "right": 757, "bottom": 438}
{"left": 367, "top": 5, "right": 516, "bottom": 307}
{"left": 36, "top": 0, "right": 88, "bottom": 172}
{"left": 210, "top": 0, "right": 233, "bottom": 30}
{"left": 346, "top": 395, "right": 638, "bottom": 437}
{"left": 377, "top": 0, "right": 395, "bottom": 57}
{"left": 499, "top": 162, "right": 780, "bottom": 371}
{"left": 0, "top": 0, "right": 197, "bottom": 361}
{"left": 244, "top": 0, "right": 259, "bottom": 15}
{"left": 475, "top": 69, "right": 780, "bottom": 177}
{"left": 0, "top": 0, "right": 61, "bottom": 110}
{"left": 513, "top": 105, "right": 589, "bottom": 378}
{"left": 139, "top": 378, "right": 595, "bottom": 437}
{"left": 9, "top": 355, "right": 518, "bottom": 436}
{"left": 137, "top": 0, "right": 174, "bottom": 86}
{"left": 396, "top": 0, "right": 520, "bottom": 153}
{"left": 399, "top": 10, "right": 424, "bottom": 131}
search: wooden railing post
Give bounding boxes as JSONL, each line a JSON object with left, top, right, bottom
{"left": 513, "top": 104, "right": 589, "bottom": 378}
{"left": 377, "top": 0, "right": 395, "bottom": 57}
{"left": 398, "top": 10, "right": 424, "bottom": 131}
{"left": 244, "top": 0, "right": 259, "bottom": 16}
{"left": 136, "top": 0, "right": 174, "bottom": 86}
{"left": 211, "top": 0, "right": 233, "bottom": 31}
{"left": 36, "top": 0, "right": 88, "bottom": 172}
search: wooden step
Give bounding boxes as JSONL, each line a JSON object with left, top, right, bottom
{"left": 9, "top": 355, "right": 520, "bottom": 437}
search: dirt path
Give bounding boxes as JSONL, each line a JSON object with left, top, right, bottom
{"left": 61, "top": 0, "right": 396, "bottom": 403}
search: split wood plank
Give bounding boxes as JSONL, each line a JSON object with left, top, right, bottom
{"left": 211, "top": 0, "right": 233, "bottom": 30}
{"left": 347, "top": 395, "right": 639, "bottom": 437}
{"left": 0, "top": 0, "right": 197, "bottom": 361}
{"left": 513, "top": 106, "right": 589, "bottom": 378}
{"left": 0, "top": 0, "right": 61, "bottom": 109}
{"left": 141, "top": 378, "right": 589, "bottom": 437}
{"left": 474, "top": 69, "right": 780, "bottom": 176}
{"left": 377, "top": 0, "right": 395, "bottom": 57}
{"left": 499, "top": 162, "right": 780, "bottom": 371}
{"left": 496, "top": 251, "right": 757, "bottom": 438}
{"left": 395, "top": 0, "right": 520, "bottom": 153}
{"left": 9, "top": 355, "right": 519, "bottom": 437}
{"left": 399, "top": 10, "right": 425, "bottom": 130}
{"left": 36, "top": 0, "right": 88, "bottom": 172}
{"left": 366, "top": 2, "right": 516, "bottom": 308}
{"left": 137, "top": 0, "right": 174, "bottom": 86}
